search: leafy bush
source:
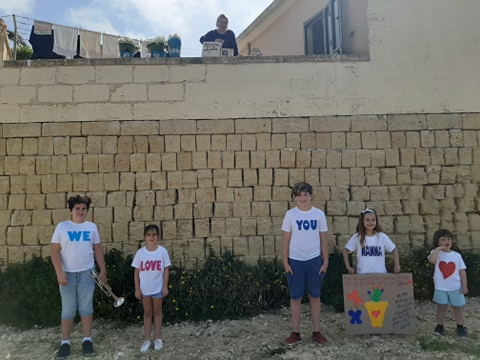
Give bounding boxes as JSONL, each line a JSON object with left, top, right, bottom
{"left": 163, "top": 249, "right": 290, "bottom": 322}
{"left": 0, "top": 255, "right": 60, "bottom": 329}
{"left": 1, "top": 247, "right": 479, "bottom": 330}
{"left": 15, "top": 45, "right": 33, "bottom": 60}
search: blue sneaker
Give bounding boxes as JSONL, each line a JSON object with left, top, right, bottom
{"left": 82, "top": 340, "right": 94, "bottom": 357}
{"left": 433, "top": 325, "right": 444, "bottom": 336}
{"left": 457, "top": 326, "right": 468, "bottom": 337}
{"left": 55, "top": 343, "right": 70, "bottom": 359}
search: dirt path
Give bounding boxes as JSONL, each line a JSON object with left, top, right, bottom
{"left": 1, "top": 299, "right": 479, "bottom": 359}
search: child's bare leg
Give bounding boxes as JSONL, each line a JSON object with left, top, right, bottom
{"left": 308, "top": 295, "right": 321, "bottom": 332}
{"left": 153, "top": 298, "right": 163, "bottom": 340}
{"left": 142, "top": 297, "right": 153, "bottom": 340}
{"left": 290, "top": 298, "right": 302, "bottom": 332}
{"left": 452, "top": 306, "right": 464, "bottom": 326}
{"left": 436, "top": 304, "right": 448, "bottom": 325}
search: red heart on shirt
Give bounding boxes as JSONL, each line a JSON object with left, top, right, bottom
{"left": 439, "top": 261, "right": 455, "bottom": 279}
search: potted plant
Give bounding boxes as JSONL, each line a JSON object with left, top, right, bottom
{"left": 146, "top": 36, "right": 167, "bottom": 57}
{"left": 168, "top": 33, "right": 181, "bottom": 57}
{"left": 118, "top": 37, "right": 140, "bottom": 58}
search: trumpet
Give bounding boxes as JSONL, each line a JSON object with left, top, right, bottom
{"left": 89, "top": 269, "right": 125, "bottom": 308}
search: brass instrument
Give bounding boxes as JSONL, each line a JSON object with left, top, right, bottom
{"left": 89, "top": 269, "right": 125, "bottom": 307}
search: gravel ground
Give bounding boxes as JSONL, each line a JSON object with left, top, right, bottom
{"left": 1, "top": 298, "right": 479, "bottom": 360}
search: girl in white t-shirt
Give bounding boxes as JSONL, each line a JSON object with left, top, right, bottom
{"left": 132, "top": 225, "right": 171, "bottom": 353}
{"left": 342, "top": 208, "right": 400, "bottom": 274}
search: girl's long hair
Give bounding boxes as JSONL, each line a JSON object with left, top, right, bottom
{"left": 356, "top": 209, "right": 382, "bottom": 248}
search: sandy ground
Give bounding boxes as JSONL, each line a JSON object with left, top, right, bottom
{"left": 1, "top": 298, "right": 479, "bottom": 360}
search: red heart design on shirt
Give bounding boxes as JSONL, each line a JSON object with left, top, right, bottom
{"left": 439, "top": 261, "right": 455, "bottom": 279}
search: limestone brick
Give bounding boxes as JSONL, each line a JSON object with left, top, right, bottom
{"left": 240, "top": 169, "right": 255, "bottom": 187}
{"left": 371, "top": 150, "right": 386, "bottom": 167}
{"left": 223, "top": 134, "right": 240, "bottom": 151}
{"left": 221, "top": 152, "right": 233, "bottom": 169}
{"left": 404, "top": 131, "right": 420, "bottom": 148}
{"left": 286, "top": 133, "right": 300, "bottom": 149}
{"left": 399, "top": 148, "right": 415, "bottom": 166}
{"left": 311, "top": 115, "right": 350, "bottom": 132}
{"left": 273, "top": 117, "right": 309, "bottom": 133}
{"left": 22, "top": 138, "right": 37, "bottom": 156}
{"left": 271, "top": 134, "right": 286, "bottom": 149}
{"left": 19, "top": 156, "right": 35, "bottom": 175}
{"left": 255, "top": 134, "right": 270, "bottom": 151}
{"left": 434, "top": 131, "right": 449, "bottom": 148}
{"left": 1, "top": 85, "right": 36, "bottom": 104}
{"left": 344, "top": 132, "right": 360, "bottom": 149}
{"left": 4, "top": 124, "right": 41, "bottom": 138}
{"left": 228, "top": 169, "right": 243, "bottom": 187}
{"left": 198, "top": 119, "right": 234, "bottom": 135}
{"left": 388, "top": 114, "right": 427, "bottom": 131}
{"left": 6, "top": 139, "right": 22, "bottom": 156}
{"left": 241, "top": 134, "right": 256, "bottom": 151}
{"left": 354, "top": 150, "right": 370, "bottom": 168}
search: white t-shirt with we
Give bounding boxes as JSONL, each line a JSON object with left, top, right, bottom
{"left": 50, "top": 220, "right": 100, "bottom": 272}
{"left": 132, "top": 245, "right": 171, "bottom": 296}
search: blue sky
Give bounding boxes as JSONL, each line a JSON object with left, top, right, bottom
{"left": 0, "top": 0, "right": 273, "bottom": 57}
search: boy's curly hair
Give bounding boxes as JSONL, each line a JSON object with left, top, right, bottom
{"left": 67, "top": 195, "right": 92, "bottom": 211}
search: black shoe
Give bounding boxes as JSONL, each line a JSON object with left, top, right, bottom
{"left": 56, "top": 343, "right": 70, "bottom": 359}
{"left": 82, "top": 340, "right": 94, "bottom": 357}
{"left": 433, "top": 325, "right": 444, "bottom": 336}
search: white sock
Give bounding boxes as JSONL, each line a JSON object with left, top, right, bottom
{"left": 61, "top": 340, "right": 70, "bottom": 345}
{"left": 83, "top": 337, "right": 92, "bottom": 343}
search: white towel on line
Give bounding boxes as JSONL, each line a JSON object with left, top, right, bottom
{"left": 79, "top": 29, "right": 101, "bottom": 58}
{"left": 53, "top": 24, "right": 78, "bottom": 58}
{"left": 102, "top": 33, "right": 120, "bottom": 58}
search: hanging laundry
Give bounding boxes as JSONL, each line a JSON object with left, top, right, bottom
{"left": 33, "top": 20, "right": 53, "bottom": 35}
{"left": 79, "top": 29, "right": 101, "bottom": 58}
{"left": 102, "top": 33, "right": 120, "bottom": 58}
{"left": 29, "top": 25, "right": 65, "bottom": 59}
{"left": 53, "top": 24, "right": 78, "bottom": 59}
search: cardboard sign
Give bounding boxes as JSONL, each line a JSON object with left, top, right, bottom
{"left": 202, "top": 42, "right": 221, "bottom": 57}
{"left": 343, "top": 273, "right": 415, "bottom": 334}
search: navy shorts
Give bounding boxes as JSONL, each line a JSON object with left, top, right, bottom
{"left": 287, "top": 255, "right": 325, "bottom": 299}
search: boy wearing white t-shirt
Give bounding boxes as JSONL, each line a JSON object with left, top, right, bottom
{"left": 282, "top": 182, "right": 329, "bottom": 347}
{"left": 428, "top": 229, "right": 468, "bottom": 337}
{"left": 132, "top": 224, "right": 171, "bottom": 353}
{"left": 51, "top": 195, "right": 107, "bottom": 359}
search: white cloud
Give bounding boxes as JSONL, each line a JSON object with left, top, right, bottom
{"left": 0, "top": 0, "right": 35, "bottom": 16}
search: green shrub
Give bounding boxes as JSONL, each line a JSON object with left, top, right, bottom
{"left": 15, "top": 45, "right": 33, "bottom": 60}
{"left": 163, "top": 249, "right": 290, "bottom": 322}
{"left": 1, "top": 247, "right": 479, "bottom": 330}
{"left": 0, "top": 255, "right": 60, "bottom": 329}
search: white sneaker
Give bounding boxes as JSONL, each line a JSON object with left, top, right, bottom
{"left": 154, "top": 339, "right": 163, "bottom": 351}
{"left": 140, "top": 340, "right": 151, "bottom": 353}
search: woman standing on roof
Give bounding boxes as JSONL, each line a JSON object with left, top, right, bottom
{"left": 199, "top": 13, "right": 238, "bottom": 56}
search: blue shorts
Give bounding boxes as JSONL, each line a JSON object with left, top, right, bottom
{"left": 59, "top": 270, "right": 95, "bottom": 320}
{"left": 287, "top": 256, "right": 325, "bottom": 299}
{"left": 433, "top": 289, "right": 466, "bottom": 307}
{"left": 143, "top": 291, "right": 163, "bottom": 299}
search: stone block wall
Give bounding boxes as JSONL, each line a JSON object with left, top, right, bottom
{"left": 1, "top": 112, "right": 480, "bottom": 268}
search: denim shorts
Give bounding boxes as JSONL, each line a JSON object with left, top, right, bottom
{"left": 59, "top": 270, "right": 95, "bottom": 319}
{"left": 287, "top": 256, "right": 325, "bottom": 299}
{"left": 433, "top": 289, "right": 466, "bottom": 307}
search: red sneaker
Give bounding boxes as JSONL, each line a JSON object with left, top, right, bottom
{"left": 312, "top": 331, "right": 327, "bottom": 346}
{"left": 284, "top": 332, "right": 302, "bottom": 346}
